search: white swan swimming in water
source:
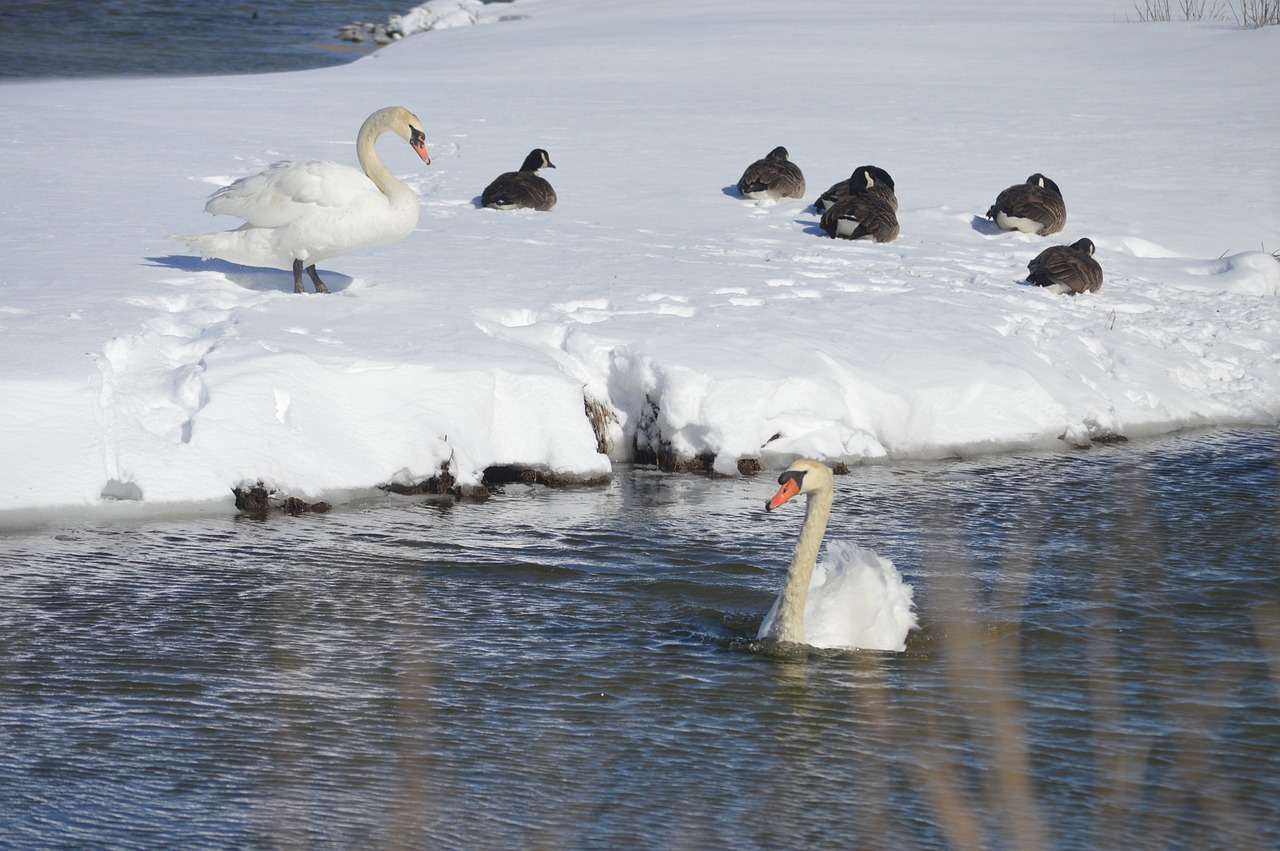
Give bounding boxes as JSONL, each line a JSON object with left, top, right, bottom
{"left": 176, "top": 106, "right": 431, "bottom": 294}
{"left": 759, "top": 459, "right": 917, "bottom": 651}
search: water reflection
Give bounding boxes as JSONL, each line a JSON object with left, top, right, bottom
{"left": 0, "top": 428, "right": 1277, "bottom": 848}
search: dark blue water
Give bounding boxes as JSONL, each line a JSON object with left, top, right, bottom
{"left": 0, "top": 1, "right": 404, "bottom": 78}
{"left": 1, "top": 427, "right": 1277, "bottom": 849}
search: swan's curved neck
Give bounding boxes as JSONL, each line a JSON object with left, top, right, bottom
{"left": 771, "top": 485, "right": 832, "bottom": 644}
{"left": 356, "top": 119, "right": 411, "bottom": 203}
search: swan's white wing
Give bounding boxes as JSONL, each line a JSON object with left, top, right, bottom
{"left": 204, "top": 160, "right": 385, "bottom": 228}
{"left": 803, "top": 541, "right": 917, "bottom": 652}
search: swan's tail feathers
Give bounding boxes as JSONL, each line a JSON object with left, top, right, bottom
{"left": 172, "top": 230, "right": 293, "bottom": 271}
{"left": 173, "top": 233, "right": 219, "bottom": 260}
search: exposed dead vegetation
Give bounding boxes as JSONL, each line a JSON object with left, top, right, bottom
{"left": 380, "top": 460, "right": 458, "bottom": 496}
{"left": 233, "top": 392, "right": 860, "bottom": 515}
{"left": 585, "top": 396, "right": 616, "bottom": 456}
{"left": 481, "top": 465, "right": 611, "bottom": 490}
{"left": 1129, "top": 0, "right": 1279, "bottom": 25}
{"left": 632, "top": 395, "right": 850, "bottom": 477}
{"left": 376, "top": 458, "right": 610, "bottom": 503}
{"left": 232, "top": 481, "right": 331, "bottom": 517}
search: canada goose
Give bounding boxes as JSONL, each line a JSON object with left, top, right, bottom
{"left": 481, "top": 148, "right": 557, "bottom": 211}
{"left": 986, "top": 173, "right": 1066, "bottom": 236}
{"left": 736, "top": 146, "right": 806, "bottom": 200}
{"left": 814, "top": 165, "right": 897, "bottom": 214}
{"left": 1027, "top": 238, "right": 1103, "bottom": 294}
{"left": 820, "top": 192, "right": 899, "bottom": 243}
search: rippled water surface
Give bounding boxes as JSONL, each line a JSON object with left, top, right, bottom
{"left": 2, "top": 428, "right": 1278, "bottom": 849}
{"left": 0, "top": 1, "right": 400, "bottom": 78}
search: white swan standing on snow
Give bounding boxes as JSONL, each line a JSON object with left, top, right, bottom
{"left": 177, "top": 106, "right": 431, "bottom": 294}
{"left": 759, "top": 459, "right": 917, "bottom": 651}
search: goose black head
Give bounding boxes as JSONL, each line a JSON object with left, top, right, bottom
{"left": 1028, "top": 173, "right": 1062, "bottom": 196}
{"left": 857, "top": 165, "right": 896, "bottom": 192}
{"left": 520, "top": 148, "right": 555, "bottom": 172}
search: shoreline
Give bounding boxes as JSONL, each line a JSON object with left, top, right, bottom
{"left": 2, "top": 424, "right": 1274, "bottom": 533}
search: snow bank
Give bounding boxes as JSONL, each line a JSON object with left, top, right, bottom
{"left": 340, "top": 0, "right": 498, "bottom": 45}
{"left": 0, "top": 0, "right": 1277, "bottom": 521}
{"left": 390, "top": 0, "right": 491, "bottom": 37}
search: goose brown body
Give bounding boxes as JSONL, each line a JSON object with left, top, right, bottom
{"left": 482, "top": 148, "right": 558, "bottom": 211}
{"left": 736, "top": 146, "right": 806, "bottom": 200}
{"left": 986, "top": 173, "right": 1066, "bottom": 236}
{"left": 1027, "top": 238, "right": 1103, "bottom": 294}
{"left": 820, "top": 192, "right": 899, "bottom": 243}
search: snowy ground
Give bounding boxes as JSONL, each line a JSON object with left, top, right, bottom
{"left": 0, "top": 0, "right": 1277, "bottom": 523}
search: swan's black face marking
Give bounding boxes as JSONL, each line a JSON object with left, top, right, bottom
{"left": 777, "top": 470, "right": 805, "bottom": 489}
{"left": 408, "top": 126, "right": 431, "bottom": 165}
{"left": 766, "top": 469, "right": 806, "bottom": 512}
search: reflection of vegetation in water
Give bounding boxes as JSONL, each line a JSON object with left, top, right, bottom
{"left": 907, "top": 453, "right": 1278, "bottom": 848}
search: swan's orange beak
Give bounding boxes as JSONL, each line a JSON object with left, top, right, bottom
{"left": 410, "top": 127, "right": 431, "bottom": 165}
{"left": 766, "top": 476, "right": 801, "bottom": 512}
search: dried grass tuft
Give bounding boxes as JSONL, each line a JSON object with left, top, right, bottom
{"left": 1235, "top": 0, "right": 1280, "bottom": 25}
{"left": 585, "top": 396, "right": 617, "bottom": 456}
{"left": 1130, "top": 0, "right": 1275, "bottom": 23}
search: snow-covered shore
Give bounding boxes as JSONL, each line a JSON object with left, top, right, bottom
{"left": 338, "top": 0, "right": 494, "bottom": 46}
{"left": 0, "top": 0, "right": 1277, "bottom": 524}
